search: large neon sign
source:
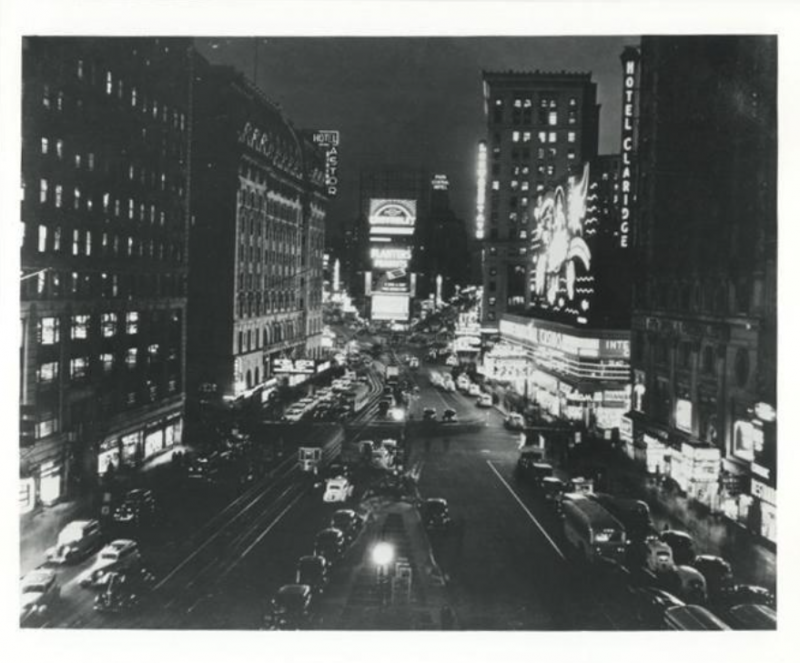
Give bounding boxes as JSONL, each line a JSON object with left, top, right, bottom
{"left": 475, "top": 141, "right": 487, "bottom": 240}
{"left": 619, "top": 50, "right": 639, "bottom": 249}
{"left": 312, "top": 130, "right": 341, "bottom": 197}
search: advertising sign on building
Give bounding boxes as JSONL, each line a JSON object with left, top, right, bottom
{"left": 312, "top": 130, "right": 341, "bottom": 197}
{"left": 368, "top": 199, "right": 417, "bottom": 235}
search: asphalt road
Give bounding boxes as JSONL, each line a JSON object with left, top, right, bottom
{"left": 32, "top": 335, "right": 640, "bottom": 631}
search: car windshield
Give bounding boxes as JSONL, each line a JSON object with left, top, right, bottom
{"left": 101, "top": 551, "right": 119, "bottom": 561}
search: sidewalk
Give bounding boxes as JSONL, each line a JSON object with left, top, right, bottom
{"left": 20, "top": 443, "right": 193, "bottom": 576}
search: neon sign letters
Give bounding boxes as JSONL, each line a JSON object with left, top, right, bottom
{"left": 620, "top": 52, "right": 639, "bottom": 249}
{"left": 312, "top": 130, "right": 341, "bottom": 197}
{"left": 475, "top": 141, "right": 487, "bottom": 240}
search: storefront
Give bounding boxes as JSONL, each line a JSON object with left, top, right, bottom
{"left": 97, "top": 437, "right": 121, "bottom": 475}
{"left": 96, "top": 415, "right": 182, "bottom": 476}
{"left": 670, "top": 440, "right": 720, "bottom": 507}
{"left": 750, "top": 472, "right": 777, "bottom": 543}
{"left": 20, "top": 476, "right": 36, "bottom": 515}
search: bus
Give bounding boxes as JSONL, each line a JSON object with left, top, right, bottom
{"left": 561, "top": 492, "right": 627, "bottom": 565}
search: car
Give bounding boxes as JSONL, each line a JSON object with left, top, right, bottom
{"left": 468, "top": 383, "right": 481, "bottom": 397}
{"left": 717, "top": 583, "right": 776, "bottom": 610}
{"left": 314, "top": 528, "right": 346, "bottom": 565}
{"left": 79, "top": 539, "right": 142, "bottom": 588}
{"left": 330, "top": 509, "right": 364, "bottom": 544}
{"left": 423, "top": 407, "right": 437, "bottom": 421}
{"left": 409, "top": 357, "right": 420, "bottom": 369}
{"left": 724, "top": 603, "right": 777, "bottom": 630}
{"left": 691, "top": 555, "right": 734, "bottom": 597}
{"left": 282, "top": 408, "right": 305, "bottom": 422}
{"left": 541, "top": 476, "right": 567, "bottom": 504}
{"left": 659, "top": 530, "right": 696, "bottom": 566}
{"left": 504, "top": 413, "right": 525, "bottom": 430}
{"left": 112, "top": 488, "right": 157, "bottom": 526}
{"left": 186, "top": 455, "right": 222, "bottom": 483}
{"left": 477, "top": 393, "right": 493, "bottom": 408}
{"left": 20, "top": 569, "right": 61, "bottom": 625}
{"left": 45, "top": 519, "right": 103, "bottom": 564}
{"left": 421, "top": 498, "right": 452, "bottom": 531}
{"left": 323, "top": 477, "right": 354, "bottom": 503}
{"left": 377, "top": 399, "right": 391, "bottom": 416}
{"left": 295, "top": 555, "right": 328, "bottom": 596}
{"left": 93, "top": 568, "right": 154, "bottom": 614}
{"left": 265, "top": 584, "right": 313, "bottom": 630}
{"left": 445, "top": 355, "right": 458, "bottom": 367}
{"left": 519, "top": 461, "right": 555, "bottom": 487}
{"left": 442, "top": 409, "right": 458, "bottom": 423}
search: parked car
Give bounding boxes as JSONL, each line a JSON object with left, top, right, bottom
{"left": 45, "top": 519, "right": 103, "bottom": 564}
{"left": 661, "top": 565, "right": 708, "bottom": 605}
{"left": 631, "top": 586, "right": 686, "bottom": 629}
{"left": 541, "top": 477, "right": 567, "bottom": 506}
{"left": 112, "top": 488, "right": 157, "bottom": 526}
{"left": 662, "top": 604, "right": 731, "bottom": 630}
{"left": 330, "top": 509, "right": 364, "bottom": 544}
{"left": 79, "top": 539, "right": 142, "bottom": 588}
{"left": 323, "top": 477, "right": 354, "bottom": 503}
{"left": 468, "top": 383, "right": 481, "bottom": 397}
{"left": 477, "top": 393, "right": 493, "bottom": 408}
{"left": 20, "top": 569, "right": 60, "bottom": 625}
{"left": 717, "top": 583, "right": 776, "bottom": 610}
{"left": 724, "top": 603, "right": 777, "bottom": 630}
{"left": 691, "top": 555, "right": 734, "bottom": 597}
{"left": 93, "top": 568, "right": 154, "bottom": 615}
{"left": 659, "top": 530, "right": 696, "bottom": 566}
{"left": 442, "top": 409, "right": 458, "bottom": 423}
{"left": 314, "top": 528, "right": 346, "bottom": 566}
{"left": 423, "top": 407, "right": 437, "bottom": 421}
{"left": 421, "top": 498, "right": 452, "bottom": 531}
{"left": 295, "top": 556, "right": 328, "bottom": 596}
{"left": 265, "top": 584, "right": 312, "bottom": 630}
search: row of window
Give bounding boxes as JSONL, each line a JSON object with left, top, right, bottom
{"left": 238, "top": 191, "right": 301, "bottom": 222}
{"left": 37, "top": 344, "right": 177, "bottom": 385}
{"left": 38, "top": 179, "right": 182, "bottom": 223}
{"left": 235, "top": 315, "right": 323, "bottom": 357}
{"left": 38, "top": 312, "right": 140, "bottom": 343}
{"left": 493, "top": 104, "right": 579, "bottom": 127}
{"left": 496, "top": 96, "right": 579, "bottom": 109}
{"left": 236, "top": 291, "right": 298, "bottom": 319}
{"left": 24, "top": 269, "right": 186, "bottom": 301}
{"left": 33, "top": 223, "right": 183, "bottom": 262}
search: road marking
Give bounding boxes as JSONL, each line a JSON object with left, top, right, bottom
{"left": 486, "top": 460, "right": 566, "bottom": 561}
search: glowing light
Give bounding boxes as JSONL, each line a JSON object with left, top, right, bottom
{"left": 372, "top": 542, "right": 394, "bottom": 567}
{"left": 475, "top": 141, "right": 487, "bottom": 239}
{"left": 619, "top": 53, "right": 638, "bottom": 248}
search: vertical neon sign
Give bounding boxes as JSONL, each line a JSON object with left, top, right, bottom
{"left": 475, "top": 141, "right": 487, "bottom": 239}
{"left": 619, "top": 48, "right": 639, "bottom": 249}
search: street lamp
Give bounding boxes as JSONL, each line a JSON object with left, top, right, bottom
{"left": 372, "top": 541, "right": 395, "bottom": 609}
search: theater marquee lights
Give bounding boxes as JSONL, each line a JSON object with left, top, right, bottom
{"left": 475, "top": 141, "right": 487, "bottom": 239}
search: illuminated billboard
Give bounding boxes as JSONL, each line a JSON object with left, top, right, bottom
{"left": 475, "top": 141, "right": 487, "bottom": 239}
{"left": 370, "top": 246, "right": 412, "bottom": 270}
{"left": 368, "top": 199, "right": 417, "bottom": 236}
{"left": 312, "top": 130, "right": 340, "bottom": 197}
{"left": 371, "top": 294, "right": 410, "bottom": 321}
{"left": 528, "top": 160, "right": 630, "bottom": 327}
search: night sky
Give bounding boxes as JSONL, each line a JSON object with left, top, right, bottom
{"left": 195, "top": 36, "right": 640, "bottom": 242}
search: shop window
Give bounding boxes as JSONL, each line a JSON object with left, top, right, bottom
{"left": 37, "top": 361, "right": 59, "bottom": 384}
{"left": 126, "top": 311, "right": 138, "bottom": 334}
{"left": 71, "top": 314, "right": 89, "bottom": 340}
{"left": 39, "top": 317, "right": 60, "bottom": 344}
{"left": 70, "top": 356, "right": 89, "bottom": 380}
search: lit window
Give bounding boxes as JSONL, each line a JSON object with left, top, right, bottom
{"left": 71, "top": 314, "right": 89, "bottom": 340}
{"left": 56, "top": 139, "right": 64, "bottom": 159}
{"left": 148, "top": 343, "right": 159, "bottom": 357}
{"left": 42, "top": 84, "right": 51, "bottom": 108}
{"left": 57, "top": 92, "right": 63, "bottom": 111}
{"left": 39, "top": 317, "right": 60, "bottom": 344}
{"left": 70, "top": 357, "right": 89, "bottom": 380}
{"left": 131, "top": 87, "right": 137, "bottom": 107}
{"left": 72, "top": 229, "right": 80, "bottom": 255}
{"left": 547, "top": 165, "right": 555, "bottom": 176}
{"left": 128, "top": 165, "right": 135, "bottom": 180}
{"left": 568, "top": 132, "right": 576, "bottom": 143}
{"left": 536, "top": 184, "right": 545, "bottom": 192}
{"left": 85, "top": 230, "right": 92, "bottom": 256}
{"left": 538, "top": 131, "right": 546, "bottom": 143}
{"left": 126, "top": 347, "right": 138, "bottom": 368}
{"left": 55, "top": 185, "right": 62, "bottom": 208}
{"left": 569, "top": 97, "right": 577, "bottom": 107}
{"left": 106, "top": 71, "right": 113, "bottom": 95}
{"left": 548, "top": 112, "right": 558, "bottom": 126}
{"left": 38, "top": 361, "right": 59, "bottom": 384}
{"left": 548, "top": 147, "right": 557, "bottom": 158}
{"left": 74, "top": 187, "right": 81, "bottom": 210}
{"left": 491, "top": 180, "right": 500, "bottom": 191}
{"left": 40, "top": 179, "right": 48, "bottom": 203}
{"left": 74, "top": 154, "right": 81, "bottom": 169}
{"left": 512, "top": 131, "right": 520, "bottom": 143}
{"left": 53, "top": 227, "right": 61, "bottom": 251}
{"left": 568, "top": 111, "right": 577, "bottom": 125}
{"left": 115, "top": 199, "right": 120, "bottom": 216}
{"left": 77, "top": 59, "right": 83, "bottom": 79}
{"left": 567, "top": 149, "right": 576, "bottom": 160}
{"left": 126, "top": 311, "right": 138, "bottom": 334}
{"left": 103, "top": 193, "right": 110, "bottom": 211}
{"left": 128, "top": 199, "right": 134, "bottom": 219}
{"left": 510, "top": 180, "right": 519, "bottom": 190}
{"left": 41, "top": 138, "right": 49, "bottom": 155}
{"left": 101, "top": 312, "right": 117, "bottom": 337}
{"left": 88, "top": 153, "right": 95, "bottom": 170}
{"left": 117, "top": 79, "right": 124, "bottom": 99}
{"left": 523, "top": 132, "right": 531, "bottom": 143}
{"left": 521, "top": 181, "right": 530, "bottom": 191}
{"left": 38, "top": 225, "right": 47, "bottom": 252}
{"left": 548, "top": 132, "right": 557, "bottom": 143}
{"left": 101, "top": 353, "right": 114, "bottom": 373}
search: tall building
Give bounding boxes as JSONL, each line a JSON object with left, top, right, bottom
{"left": 187, "top": 57, "right": 328, "bottom": 405}
{"left": 356, "top": 167, "right": 428, "bottom": 323}
{"left": 19, "top": 38, "right": 193, "bottom": 512}
{"left": 479, "top": 70, "right": 600, "bottom": 327}
{"left": 626, "top": 37, "right": 777, "bottom": 542}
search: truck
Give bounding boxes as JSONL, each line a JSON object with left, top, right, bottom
{"left": 297, "top": 427, "right": 344, "bottom": 475}
{"left": 385, "top": 364, "right": 400, "bottom": 385}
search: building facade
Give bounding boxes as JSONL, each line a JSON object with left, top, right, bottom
{"left": 479, "top": 70, "right": 600, "bottom": 328}
{"left": 626, "top": 37, "right": 777, "bottom": 541}
{"left": 187, "top": 58, "right": 328, "bottom": 405}
{"left": 20, "top": 38, "right": 193, "bottom": 512}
